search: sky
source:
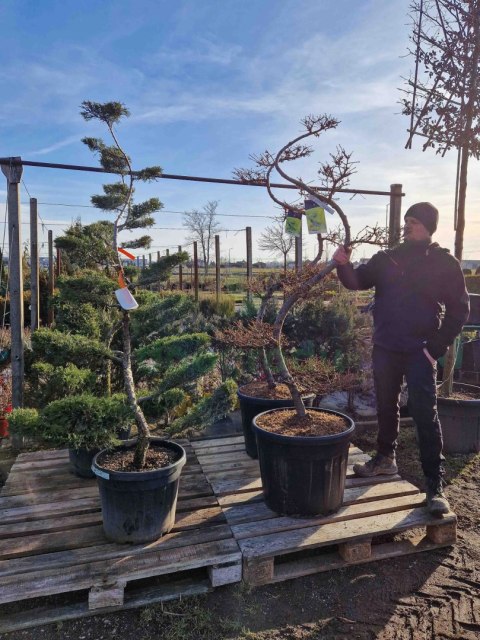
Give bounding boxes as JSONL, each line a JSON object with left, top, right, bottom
{"left": 0, "top": 0, "right": 479, "bottom": 264}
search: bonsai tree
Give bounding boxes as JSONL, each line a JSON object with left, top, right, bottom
{"left": 80, "top": 100, "right": 236, "bottom": 467}
{"left": 222, "top": 114, "right": 386, "bottom": 418}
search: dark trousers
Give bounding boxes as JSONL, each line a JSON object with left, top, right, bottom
{"left": 372, "top": 344, "right": 444, "bottom": 480}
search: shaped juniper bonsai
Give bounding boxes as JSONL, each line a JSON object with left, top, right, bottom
{"left": 81, "top": 101, "right": 236, "bottom": 467}
{"left": 219, "top": 115, "right": 385, "bottom": 418}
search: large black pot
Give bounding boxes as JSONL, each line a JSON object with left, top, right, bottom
{"left": 253, "top": 407, "right": 355, "bottom": 516}
{"left": 237, "top": 388, "right": 315, "bottom": 458}
{"left": 68, "top": 426, "right": 132, "bottom": 479}
{"left": 437, "top": 383, "right": 480, "bottom": 454}
{"left": 92, "top": 438, "right": 186, "bottom": 544}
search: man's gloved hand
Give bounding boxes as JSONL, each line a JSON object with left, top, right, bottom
{"left": 332, "top": 245, "right": 352, "bottom": 266}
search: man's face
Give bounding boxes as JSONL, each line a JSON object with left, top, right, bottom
{"left": 403, "top": 216, "right": 431, "bottom": 242}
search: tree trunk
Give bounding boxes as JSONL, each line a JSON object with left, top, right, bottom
{"left": 122, "top": 311, "right": 151, "bottom": 468}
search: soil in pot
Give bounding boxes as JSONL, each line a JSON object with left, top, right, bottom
{"left": 238, "top": 382, "right": 315, "bottom": 459}
{"left": 92, "top": 438, "right": 186, "bottom": 544}
{"left": 253, "top": 407, "right": 354, "bottom": 517}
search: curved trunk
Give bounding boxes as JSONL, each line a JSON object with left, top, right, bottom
{"left": 122, "top": 311, "right": 150, "bottom": 468}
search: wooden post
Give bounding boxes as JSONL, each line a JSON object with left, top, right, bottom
{"left": 29, "top": 197, "right": 40, "bottom": 331}
{"left": 388, "top": 184, "right": 403, "bottom": 248}
{"left": 178, "top": 245, "right": 183, "bottom": 290}
{"left": 193, "top": 241, "right": 199, "bottom": 302}
{"left": 47, "top": 230, "right": 54, "bottom": 327}
{"left": 1, "top": 158, "right": 24, "bottom": 410}
{"left": 246, "top": 226, "right": 252, "bottom": 302}
{"left": 142, "top": 255, "right": 146, "bottom": 270}
{"left": 148, "top": 253, "right": 152, "bottom": 266}
{"left": 157, "top": 251, "right": 160, "bottom": 262}
{"left": 55, "top": 248, "right": 61, "bottom": 278}
{"left": 166, "top": 249, "right": 170, "bottom": 257}
{"left": 215, "top": 235, "right": 221, "bottom": 303}
{"left": 136, "top": 256, "right": 140, "bottom": 269}
{"left": 295, "top": 235, "right": 303, "bottom": 272}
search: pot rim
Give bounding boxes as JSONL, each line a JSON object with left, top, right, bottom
{"left": 237, "top": 386, "right": 316, "bottom": 402}
{"left": 437, "top": 382, "right": 480, "bottom": 406}
{"left": 252, "top": 406, "right": 355, "bottom": 444}
{"left": 92, "top": 437, "right": 186, "bottom": 481}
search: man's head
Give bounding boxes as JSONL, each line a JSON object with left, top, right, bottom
{"left": 403, "top": 202, "right": 438, "bottom": 242}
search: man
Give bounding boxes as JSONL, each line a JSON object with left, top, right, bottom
{"left": 333, "top": 202, "right": 469, "bottom": 515}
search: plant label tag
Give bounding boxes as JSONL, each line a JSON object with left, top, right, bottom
{"left": 285, "top": 209, "right": 302, "bottom": 237}
{"left": 305, "top": 199, "right": 327, "bottom": 234}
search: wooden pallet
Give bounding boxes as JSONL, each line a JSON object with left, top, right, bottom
{"left": 0, "top": 440, "right": 241, "bottom": 632}
{"left": 191, "top": 435, "right": 457, "bottom": 587}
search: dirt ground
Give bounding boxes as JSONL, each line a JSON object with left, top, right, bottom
{"left": 1, "top": 423, "right": 479, "bottom": 640}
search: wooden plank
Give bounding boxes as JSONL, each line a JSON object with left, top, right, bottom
{"left": 226, "top": 494, "right": 426, "bottom": 532}
{"left": 238, "top": 507, "right": 456, "bottom": 560}
{"left": 230, "top": 494, "right": 427, "bottom": 539}
{"left": 0, "top": 538, "right": 241, "bottom": 603}
{"left": 0, "top": 524, "right": 234, "bottom": 578}
{"left": 191, "top": 435, "right": 245, "bottom": 449}
{"left": 207, "top": 473, "right": 403, "bottom": 497}
{"left": 0, "top": 493, "right": 219, "bottom": 526}
{"left": 1, "top": 473, "right": 213, "bottom": 500}
{"left": 0, "top": 578, "right": 212, "bottom": 634}
{"left": 0, "top": 525, "right": 107, "bottom": 560}
{"left": 0, "top": 504, "right": 225, "bottom": 540}
{"left": 195, "top": 443, "right": 246, "bottom": 457}
{"left": 15, "top": 449, "right": 67, "bottom": 463}
{"left": 246, "top": 531, "right": 456, "bottom": 586}
{"left": 217, "top": 479, "right": 419, "bottom": 510}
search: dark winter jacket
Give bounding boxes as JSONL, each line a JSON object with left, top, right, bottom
{"left": 337, "top": 241, "right": 470, "bottom": 359}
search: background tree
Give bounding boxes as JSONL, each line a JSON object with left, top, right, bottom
{"left": 258, "top": 218, "right": 295, "bottom": 273}
{"left": 402, "top": 0, "right": 480, "bottom": 261}
{"left": 183, "top": 200, "right": 220, "bottom": 276}
{"left": 401, "top": 1, "right": 480, "bottom": 396}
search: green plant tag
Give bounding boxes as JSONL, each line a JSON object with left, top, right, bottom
{"left": 285, "top": 209, "right": 302, "bottom": 237}
{"left": 305, "top": 199, "right": 327, "bottom": 234}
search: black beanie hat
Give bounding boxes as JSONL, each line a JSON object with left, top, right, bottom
{"left": 404, "top": 202, "right": 438, "bottom": 235}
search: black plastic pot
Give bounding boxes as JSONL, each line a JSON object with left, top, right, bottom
{"left": 237, "top": 388, "right": 315, "bottom": 458}
{"left": 253, "top": 407, "right": 355, "bottom": 516}
{"left": 438, "top": 383, "right": 480, "bottom": 454}
{"left": 92, "top": 438, "right": 186, "bottom": 544}
{"left": 68, "top": 426, "right": 132, "bottom": 479}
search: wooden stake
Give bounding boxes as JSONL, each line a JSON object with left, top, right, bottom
{"left": 29, "top": 197, "right": 40, "bottom": 331}
{"left": 47, "top": 230, "right": 54, "bottom": 327}
{"left": 388, "top": 184, "right": 403, "bottom": 248}
{"left": 193, "top": 241, "right": 199, "bottom": 302}
{"left": 178, "top": 245, "right": 183, "bottom": 290}
{"left": 215, "top": 235, "right": 220, "bottom": 303}
{"left": 246, "top": 226, "right": 252, "bottom": 302}
{"left": 1, "top": 159, "right": 24, "bottom": 410}
{"left": 295, "top": 235, "right": 302, "bottom": 272}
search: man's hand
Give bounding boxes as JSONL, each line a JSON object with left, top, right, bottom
{"left": 332, "top": 245, "right": 352, "bottom": 266}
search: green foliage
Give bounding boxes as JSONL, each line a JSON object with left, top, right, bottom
{"left": 137, "top": 253, "right": 188, "bottom": 287}
{"left": 54, "top": 301, "right": 103, "bottom": 340}
{"left": 29, "top": 328, "right": 112, "bottom": 370}
{"left": 37, "top": 394, "right": 134, "bottom": 449}
{"left": 168, "top": 379, "right": 238, "bottom": 436}
{"left": 285, "top": 292, "right": 361, "bottom": 370}
{"left": 159, "top": 353, "right": 218, "bottom": 394}
{"left": 130, "top": 293, "right": 197, "bottom": 343}
{"left": 8, "top": 408, "right": 40, "bottom": 437}
{"left": 29, "top": 362, "right": 96, "bottom": 406}
{"left": 135, "top": 333, "right": 210, "bottom": 368}
{"left": 198, "top": 295, "right": 235, "bottom": 318}
{"left": 56, "top": 271, "right": 117, "bottom": 307}
{"left": 55, "top": 221, "right": 117, "bottom": 271}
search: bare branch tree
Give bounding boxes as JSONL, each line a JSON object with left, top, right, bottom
{"left": 258, "top": 218, "right": 295, "bottom": 273}
{"left": 402, "top": 0, "right": 480, "bottom": 261}
{"left": 183, "top": 201, "right": 221, "bottom": 276}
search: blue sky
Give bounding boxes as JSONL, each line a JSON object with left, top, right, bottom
{"left": 1, "top": 0, "right": 479, "bottom": 262}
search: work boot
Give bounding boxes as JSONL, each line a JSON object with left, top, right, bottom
{"left": 353, "top": 453, "right": 398, "bottom": 477}
{"left": 426, "top": 477, "right": 450, "bottom": 515}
